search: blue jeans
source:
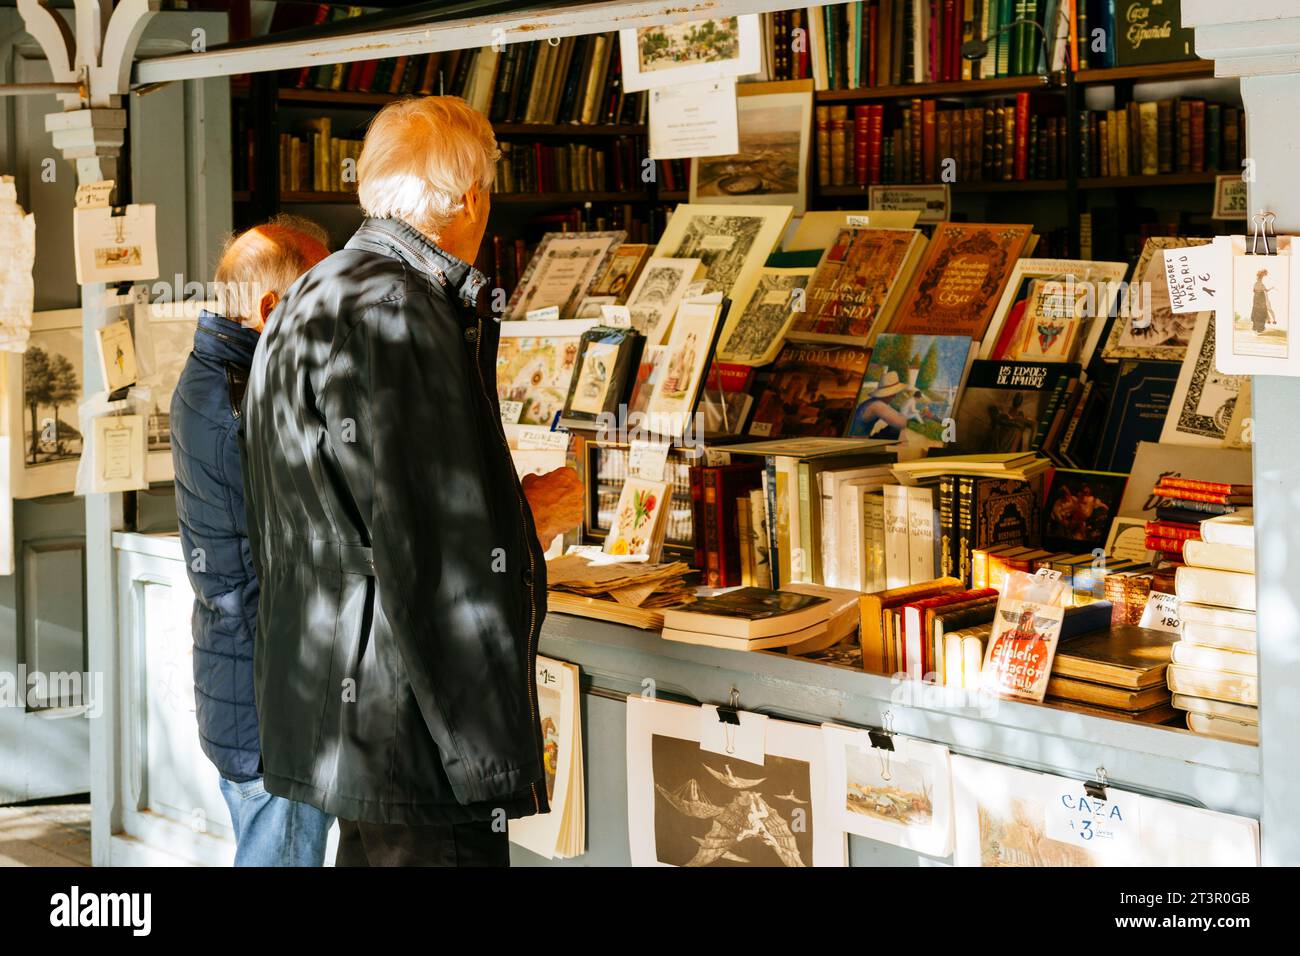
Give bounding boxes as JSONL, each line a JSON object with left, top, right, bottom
{"left": 218, "top": 775, "right": 334, "bottom": 867}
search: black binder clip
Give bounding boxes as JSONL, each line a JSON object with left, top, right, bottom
{"left": 1084, "top": 766, "right": 1109, "bottom": 801}
{"left": 715, "top": 688, "right": 741, "bottom": 726}
{"left": 1248, "top": 211, "right": 1278, "bottom": 257}
{"left": 867, "top": 710, "right": 895, "bottom": 752}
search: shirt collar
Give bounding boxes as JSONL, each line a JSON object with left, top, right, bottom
{"left": 346, "top": 217, "right": 488, "bottom": 310}
{"left": 194, "top": 310, "right": 259, "bottom": 365}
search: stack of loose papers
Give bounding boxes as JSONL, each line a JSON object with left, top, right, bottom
{"left": 546, "top": 554, "right": 695, "bottom": 629}
{"left": 509, "top": 656, "right": 585, "bottom": 859}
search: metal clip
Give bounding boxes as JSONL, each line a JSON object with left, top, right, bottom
{"left": 715, "top": 687, "right": 741, "bottom": 726}
{"left": 867, "top": 710, "right": 895, "bottom": 753}
{"left": 1249, "top": 211, "right": 1278, "bottom": 256}
{"left": 1084, "top": 766, "right": 1109, "bottom": 801}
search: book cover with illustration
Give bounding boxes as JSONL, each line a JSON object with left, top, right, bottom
{"left": 847, "top": 333, "right": 973, "bottom": 446}
{"left": 748, "top": 342, "right": 871, "bottom": 438}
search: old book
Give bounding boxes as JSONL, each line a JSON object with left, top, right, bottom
{"left": 1139, "top": 100, "right": 1159, "bottom": 175}
{"left": 1095, "top": 360, "right": 1179, "bottom": 473}
{"left": 1182, "top": 539, "right": 1255, "bottom": 574}
{"left": 663, "top": 587, "right": 829, "bottom": 639}
{"left": 1175, "top": 566, "right": 1256, "bottom": 611}
{"left": 1050, "top": 625, "right": 1176, "bottom": 689}
{"left": 1047, "top": 698, "right": 1180, "bottom": 724}
{"left": 1171, "top": 642, "right": 1257, "bottom": 676}
{"left": 888, "top": 223, "right": 1034, "bottom": 340}
{"left": 715, "top": 267, "right": 816, "bottom": 366}
{"left": 1171, "top": 693, "right": 1259, "bottom": 724}
{"left": 1182, "top": 619, "right": 1257, "bottom": 653}
{"left": 952, "top": 360, "right": 1081, "bottom": 454}
{"left": 787, "top": 227, "right": 927, "bottom": 346}
{"left": 902, "top": 588, "right": 999, "bottom": 682}
{"left": 1114, "top": 0, "right": 1197, "bottom": 65}
{"left": 858, "top": 578, "right": 964, "bottom": 674}
{"left": 1166, "top": 663, "right": 1258, "bottom": 706}
{"left": 882, "top": 484, "right": 911, "bottom": 589}
{"left": 1045, "top": 676, "right": 1172, "bottom": 711}
{"left": 1186, "top": 712, "right": 1259, "bottom": 744}
{"left": 747, "top": 342, "right": 871, "bottom": 439}
{"left": 662, "top": 618, "right": 829, "bottom": 651}
{"left": 695, "top": 462, "right": 764, "bottom": 588}
{"left": 863, "top": 489, "right": 886, "bottom": 592}
{"left": 1199, "top": 510, "right": 1255, "bottom": 549}
{"left": 906, "top": 485, "right": 938, "bottom": 585}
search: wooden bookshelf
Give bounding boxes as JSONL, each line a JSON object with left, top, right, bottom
{"left": 817, "top": 179, "right": 1067, "bottom": 195}
{"left": 278, "top": 190, "right": 651, "bottom": 206}
{"left": 815, "top": 74, "right": 1054, "bottom": 103}
{"left": 1074, "top": 60, "right": 1217, "bottom": 85}
{"left": 1079, "top": 172, "right": 1222, "bottom": 189}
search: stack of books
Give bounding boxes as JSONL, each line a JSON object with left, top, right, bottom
{"left": 661, "top": 588, "right": 833, "bottom": 652}
{"left": 1149, "top": 476, "right": 1252, "bottom": 565}
{"left": 1047, "top": 625, "right": 1178, "bottom": 724}
{"left": 1168, "top": 510, "right": 1259, "bottom": 743}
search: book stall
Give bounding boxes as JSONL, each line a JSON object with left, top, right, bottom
{"left": 3, "top": 0, "right": 1299, "bottom": 882}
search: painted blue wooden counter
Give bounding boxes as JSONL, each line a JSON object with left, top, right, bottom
{"left": 520, "top": 611, "right": 1261, "bottom": 867}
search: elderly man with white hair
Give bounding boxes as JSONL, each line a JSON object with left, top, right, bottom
{"left": 241, "top": 97, "right": 583, "bottom": 867}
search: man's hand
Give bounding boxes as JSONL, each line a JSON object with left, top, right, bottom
{"left": 522, "top": 467, "right": 584, "bottom": 545}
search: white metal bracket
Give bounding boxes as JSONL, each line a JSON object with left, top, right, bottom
{"left": 18, "top": 0, "right": 160, "bottom": 109}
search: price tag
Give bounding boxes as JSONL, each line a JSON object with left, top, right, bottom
{"left": 845, "top": 214, "right": 871, "bottom": 227}
{"left": 628, "top": 439, "right": 670, "bottom": 480}
{"left": 74, "top": 180, "right": 114, "bottom": 209}
{"left": 1163, "top": 244, "right": 1223, "bottom": 315}
{"left": 517, "top": 426, "right": 569, "bottom": 450}
{"left": 703, "top": 448, "right": 732, "bottom": 466}
{"left": 526, "top": 305, "right": 560, "bottom": 321}
{"left": 1034, "top": 567, "right": 1062, "bottom": 581}
{"left": 1139, "top": 591, "right": 1181, "bottom": 633}
{"left": 600, "top": 304, "right": 632, "bottom": 328}
{"left": 1044, "top": 783, "right": 1140, "bottom": 862}
{"left": 499, "top": 400, "right": 523, "bottom": 425}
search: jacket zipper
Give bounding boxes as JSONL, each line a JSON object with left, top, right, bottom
{"left": 471, "top": 316, "right": 542, "bottom": 814}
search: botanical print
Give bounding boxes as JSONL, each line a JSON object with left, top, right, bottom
{"left": 691, "top": 83, "right": 812, "bottom": 213}
{"left": 626, "top": 697, "right": 844, "bottom": 868}
{"left": 717, "top": 267, "right": 812, "bottom": 365}
{"left": 848, "top": 333, "right": 971, "bottom": 446}
{"left": 636, "top": 18, "right": 740, "bottom": 73}
{"left": 505, "top": 232, "right": 625, "bottom": 320}
{"left": 569, "top": 341, "right": 619, "bottom": 415}
{"left": 791, "top": 228, "right": 918, "bottom": 342}
{"left": 604, "top": 476, "right": 669, "bottom": 557}
{"left": 1229, "top": 237, "right": 1290, "bottom": 360}
{"left": 624, "top": 257, "right": 702, "bottom": 345}
{"left": 1103, "top": 237, "right": 1210, "bottom": 361}
{"left": 497, "top": 321, "right": 595, "bottom": 426}
{"left": 22, "top": 326, "right": 83, "bottom": 467}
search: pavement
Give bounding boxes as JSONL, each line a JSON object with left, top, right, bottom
{"left": 0, "top": 801, "right": 91, "bottom": 866}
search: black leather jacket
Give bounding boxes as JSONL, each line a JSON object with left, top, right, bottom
{"left": 241, "top": 217, "right": 549, "bottom": 825}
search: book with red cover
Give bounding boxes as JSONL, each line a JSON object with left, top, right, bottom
{"left": 697, "top": 462, "right": 764, "bottom": 587}
{"left": 1158, "top": 477, "right": 1252, "bottom": 496}
{"left": 854, "top": 106, "right": 871, "bottom": 185}
{"left": 922, "top": 99, "right": 937, "bottom": 182}
{"left": 1152, "top": 483, "right": 1252, "bottom": 505}
{"left": 902, "top": 587, "right": 999, "bottom": 679}
{"left": 889, "top": 222, "right": 1034, "bottom": 340}
{"left": 1014, "top": 92, "right": 1030, "bottom": 181}
{"left": 1145, "top": 520, "right": 1202, "bottom": 541}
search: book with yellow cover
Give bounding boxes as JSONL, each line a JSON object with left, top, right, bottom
{"left": 1050, "top": 625, "right": 1176, "bottom": 690}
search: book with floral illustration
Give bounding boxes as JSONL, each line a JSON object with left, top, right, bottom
{"left": 603, "top": 476, "right": 671, "bottom": 561}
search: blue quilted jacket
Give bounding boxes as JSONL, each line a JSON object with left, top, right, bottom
{"left": 170, "top": 311, "right": 262, "bottom": 782}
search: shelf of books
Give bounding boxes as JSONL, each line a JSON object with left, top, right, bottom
{"left": 234, "top": 4, "right": 1258, "bottom": 760}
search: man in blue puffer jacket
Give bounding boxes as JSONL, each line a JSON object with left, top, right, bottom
{"left": 171, "top": 216, "right": 331, "bottom": 865}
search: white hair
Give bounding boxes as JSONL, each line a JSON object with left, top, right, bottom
{"left": 357, "top": 96, "right": 498, "bottom": 239}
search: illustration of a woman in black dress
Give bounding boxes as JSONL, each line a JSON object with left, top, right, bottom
{"left": 1251, "top": 268, "right": 1277, "bottom": 333}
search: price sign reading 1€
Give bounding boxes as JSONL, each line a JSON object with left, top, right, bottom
{"left": 1044, "top": 785, "right": 1141, "bottom": 862}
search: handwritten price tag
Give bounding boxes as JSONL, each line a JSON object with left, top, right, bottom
{"left": 499, "top": 400, "right": 523, "bottom": 425}
{"left": 1044, "top": 785, "right": 1140, "bottom": 862}
{"left": 1139, "top": 591, "right": 1181, "bottom": 633}
{"left": 628, "top": 439, "right": 670, "bottom": 480}
{"left": 1163, "top": 245, "right": 1222, "bottom": 315}
{"left": 526, "top": 305, "right": 560, "bottom": 321}
{"left": 600, "top": 304, "right": 632, "bottom": 328}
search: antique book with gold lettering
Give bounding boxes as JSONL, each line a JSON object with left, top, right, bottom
{"left": 887, "top": 223, "right": 1034, "bottom": 342}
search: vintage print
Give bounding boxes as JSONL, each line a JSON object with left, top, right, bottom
{"left": 716, "top": 266, "right": 813, "bottom": 365}
{"left": 645, "top": 300, "right": 724, "bottom": 438}
{"left": 789, "top": 228, "right": 922, "bottom": 345}
{"left": 1042, "top": 468, "right": 1128, "bottom": 553}
{"left": 625, "top": 697, "right": 844, "bottom": 867}
{"left": 619, "top": 15, "right": 761, "bottom": 92}
{"left": 653, "top": 204, "right": 792, "bottom": 311}
{"left": 505, "top": 231, "right": 626, "bottom": 320}
{"left": 690, "top": 81, "right": 813, "bottom": 213}
{"left": 1161, "top": 312, "right": 1246, "bottom": 446}
{"left": 624, "top": 257, "right": 704, "bottom": 345}
{"left": 603, "top": 476, "right": 670, "bottom": 558}
{"left": 1103, "top": 237, "right": 1211, "bottom": 361}
{"left": 1229, "top": 235, "right": 1290, "bottom": 360}
{"left": 497, "top": 319, "right": 598, "bottom": 426}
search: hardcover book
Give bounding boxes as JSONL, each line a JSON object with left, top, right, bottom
{"left": 748, "top": 342, "right": 872, "bottom": 438}
{"left": 786, "top": 227, "right": 926, "bottom": 346}
{"left": 1114, "top": 0, "right": 1197, "bottom": 66}
{"left": 505, "top": 230, "right": 627, "bottom": 320}
{"left": 1051, "top": 625, "right": 1177, "bottom": 689}
{"left": 1094, "top": 359, "right": 1179, "bottom": 472}
{"left": 662, "top": 587, "right": 829, "bottom": 638}
{"left": 950, "top": 359, "right": 1079, "bottom": 454}
{"left": 715, "top": 266, "right": 816, "bottom": 365}
{"left": 888, "top": 222, "right": 1034, "bottom": 341}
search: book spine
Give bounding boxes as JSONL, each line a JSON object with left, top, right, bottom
{"left": 957, "top": 475, "right": 975, "bottom": 587}
{"left": 689, "top": 467, "right": 707, "bottom": 572}
{"left": 1158, "top": 476, "right": 1249, "bottom": 495}
{"left": 906, "top": 486, "right": 937, "bottom": 585}
{"left": 938, "top": 474, "right": 957, "bottom": 579}
{"left": 882, "top": 485, "right": 911, "bottom": 589}
{"left": 1153, "top": 486, "right": 1246, "bottom": 505}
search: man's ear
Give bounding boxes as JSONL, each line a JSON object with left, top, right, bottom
{"left": 463, "top": 184, "right": 486, "bottom": 225}
{"left": 259, "top": 290, "right": 279, "bottom": 323}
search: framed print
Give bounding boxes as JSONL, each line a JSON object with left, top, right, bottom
{"left": 496, "top": 318, "right": 599, "bottom": 427}
{"left": 603, "top": 475, "right": 671, "bottom": 560}
{"left": 652, "top": 203, "right": 793, "bottom": 319}
{"left": 504, "top": 231, "right": 626, "bottom": 321}
{"left": 588, "top": 242, "right": 651, "bottom": 302}
{"left": 715, "top": 265, "right": 814, "bottom": 365}
{"left": 559, "top": 326, "right": 645, "bottom": 431}
{"left": 980, "top": 257, "right": 1129, "bottom": 361}
{"left": 625, "top": 696, "right": 845, "bottom": 867}
{"left": 5, "top": 308, "right": 85, "bottom": 499}
{"left": 689, "top": 80, "right": 814, "bottom": 214}
{"left": 821, "top": 725, "right": 953, "bottom": 858}
{"left": 1159, "top": 311, "right": 1246, "bottom": 447}
{"left": 644, "top": 299, "right": 726, "bottom": 439}
{"left": 619, "top": 15, "right": 762, "bottom": 92}
{"left": 1102, "top": 237, "right": 1211, "bottom": 362}
{"left": 138, "top": 299, "right": 205, "bottom": 485}
{"left": 1042, "top": 468, "right": 1128, "bottom": 554}
{"left": 623, "top": 257, "right": 705, "bottom": 346}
